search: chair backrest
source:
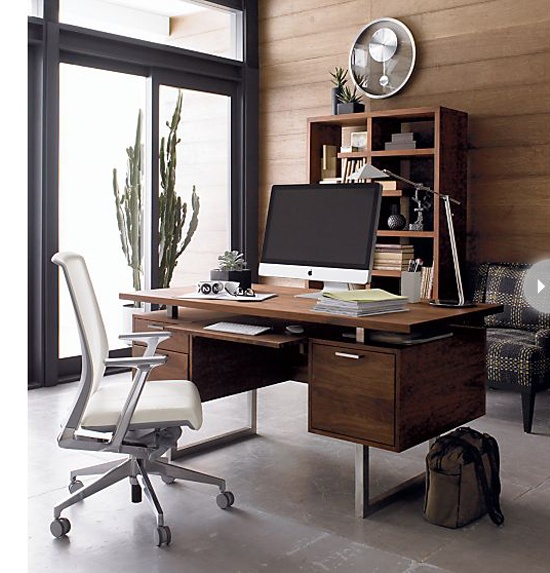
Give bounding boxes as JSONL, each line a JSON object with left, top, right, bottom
{"left": 52, "top": 252, "right": 109, "bottom": 430}
{"left": 473, "top": 262, "right": 549, "bottom": 332}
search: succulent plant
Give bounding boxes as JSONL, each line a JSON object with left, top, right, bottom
{"left": 159, "top": 90, "right": 200, "bottom": 288}
{"left": 330, "top": 66, "right": 348, "bottom": 89}
{"left": 216, "top": 250, "right": 247, "bottom": 271}
{"left": 113, "top": 109, "right": 143, "bottom": 296}
{"left": 338, "top": 84, "right": 363, "bottom": 104}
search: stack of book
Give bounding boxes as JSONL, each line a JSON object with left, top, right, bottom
{"left": 313, "top": 288, "right": 408, "bottom": 317}
{"left": 420, "top": 265, "right": 434, "bottom": 299}
{"left": 378, "top": 180, "right": 406, "bottom": 192}
{"left": 385, "top": 132, "right": 416, "bottom": 151}
{"left": 373, "top": 244, "right": 414, "bottom": 271}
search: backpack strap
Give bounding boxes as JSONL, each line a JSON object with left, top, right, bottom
{"left": 445, "top": 435, "right": 504, "bottom": 526}
{"left": 481, "top": 433, "right": 504, "bottom": 521}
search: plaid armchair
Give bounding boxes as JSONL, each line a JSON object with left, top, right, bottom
{"left": 473, "top": 263, "right": 550, "bottom": 432}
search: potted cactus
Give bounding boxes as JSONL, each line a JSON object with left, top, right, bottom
{"left": 159, "top": 90, "right": 200, "bottom": 288}
{"left": 210, "top": 250, "right": 252, "bottom": 290}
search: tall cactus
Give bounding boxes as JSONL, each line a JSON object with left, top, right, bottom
{"left": 159, "top": 90, "right": 200, "bottom": 288}
{"left": 113, "top": 109, "right": 143, "bottom": 295}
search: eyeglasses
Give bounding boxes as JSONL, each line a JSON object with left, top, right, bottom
{"left": 224, "top": 283, "right": 256, "bottom": 298}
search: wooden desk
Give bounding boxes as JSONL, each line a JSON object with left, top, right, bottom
{"left": 120, "top": 284, "right": 501, "bottom": 517}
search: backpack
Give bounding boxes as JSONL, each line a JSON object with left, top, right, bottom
{"left": 424, "top": 427, "right": 505, "bottom": 528}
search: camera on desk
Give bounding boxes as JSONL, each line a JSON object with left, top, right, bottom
{"left": 197, "top": 280, "right": 225, "bottom": 295}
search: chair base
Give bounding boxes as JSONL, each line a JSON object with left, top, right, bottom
{"left": 51, "top": 456, "right": 234, "bottom": 545}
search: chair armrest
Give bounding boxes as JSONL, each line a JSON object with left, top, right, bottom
{"left": 106, "top": 353, "right": 169, "bottom": 451}
{"left": 535, "top": 329, "right": 550, "bottom": 354}
{"left": 120, "top": 331, "right": 172, "bottom": 359}
{"left": 104, "top": 355, "right": 167, "bottom": 369}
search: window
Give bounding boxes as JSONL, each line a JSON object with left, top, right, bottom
{"left": 28, "top": 0, "right": 258, "bottom": 387}
{"left": 59, "top": 0, "right": 242, "bottom": 60}
{"left": 158, "top": 85, "right": 231, "bottom": 287}
{"left": 58, "top": 64, "right": 147, "bottom": 357}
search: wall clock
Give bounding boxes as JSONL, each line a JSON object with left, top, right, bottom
{"left": 349, "top": 18, "right": 416, "bottom": 99}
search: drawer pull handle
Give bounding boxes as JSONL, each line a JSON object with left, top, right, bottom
{"left": 147, "top": 324, "right": 165, "bottom": 331}
{"left": 334, "top": 351, "right": 364, "bottom": 360}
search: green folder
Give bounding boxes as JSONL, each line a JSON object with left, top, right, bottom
{"left": 322, "top": 288, "right": 407, "bottom": 302}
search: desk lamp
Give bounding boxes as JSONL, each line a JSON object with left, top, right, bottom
{"left": 351, "top": 163, "right": 473, "bottom": 307}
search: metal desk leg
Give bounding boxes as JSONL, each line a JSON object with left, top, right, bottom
{"left": 170, "top": 389, "right": 258, "bottom": 460}
{"left": 355, "top": 444, "right": 426, "bottom": 518}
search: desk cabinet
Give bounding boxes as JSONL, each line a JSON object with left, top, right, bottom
{"left": 309, "top": 342, "right": 396, "bottom": 447}
{"left": 309, "top": 327, "right": 486, "bottom": 453}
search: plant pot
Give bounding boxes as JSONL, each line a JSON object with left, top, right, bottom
{"left": 331, "top": 87, "right": 342, "bottom": 115}
{"left": 210, "top": 268, "right": 252, "bottom": 290}
{"left": 122, "top": 303, "right": 145, "bottom": 341}
{"left": 336, "top": 101, "right": 365, "bottom": 115}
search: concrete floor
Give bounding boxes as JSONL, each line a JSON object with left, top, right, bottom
{"left": 29, "top": 377, "right": 550, "bottom": 573}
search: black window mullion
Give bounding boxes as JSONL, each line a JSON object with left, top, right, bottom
{"left": 41, "top": 19, "right": 61, "bottom": 387}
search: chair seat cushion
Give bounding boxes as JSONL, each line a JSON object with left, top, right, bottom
{"left": 80, "top": 379, "right": 203, "bottom": 432}
{"left": 486, "top": 328, "right": 545, "bottom": 388}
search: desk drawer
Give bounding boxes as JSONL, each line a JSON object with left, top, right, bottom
{"left": 132, "top": 346, "right": 189, "bottom": 381}
{"left": 133, "top": 316, "right": 189, "bottom": 353}
{"left": 309, "top": 342, "right": 395, "bottom": 447}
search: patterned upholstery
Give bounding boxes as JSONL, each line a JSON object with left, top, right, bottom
{"left": 473, "top": 263, "right": 550, "bottom": 432}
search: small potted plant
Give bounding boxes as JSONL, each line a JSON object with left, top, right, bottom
{"left": 337, "top": 84, "right": 365, "bottom": 115}
{"left": 210, "top": 250, "right": 252, "bottom": 290}
{"left": 330, "top": 66, "right": 348, "bottom": 115}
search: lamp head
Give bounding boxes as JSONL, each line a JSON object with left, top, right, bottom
{"left": 350, "top": 163, "right": 389, "bottom": 181}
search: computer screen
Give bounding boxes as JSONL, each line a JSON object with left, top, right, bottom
{"left": 259, "top": 183, "right": 382, "bottom": 285}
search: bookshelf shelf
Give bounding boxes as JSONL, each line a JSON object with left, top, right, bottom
{"left": 371, "top": 148, "right": 435, "bottom": 157}
{"left": 376, "top": 230, "right": 435, "bottom": 238}
{"left": 307, "top": 106, "right": 468, "bottom": 300}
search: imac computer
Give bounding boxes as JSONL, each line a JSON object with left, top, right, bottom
{"left": 259, "top": 183, "right": 382, "bottom": 290}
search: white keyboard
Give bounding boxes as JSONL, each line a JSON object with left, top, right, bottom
{"left": 203, "top": 322, "right": 272, "bottom": 336}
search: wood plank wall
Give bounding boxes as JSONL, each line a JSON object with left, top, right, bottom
{"left": 258, "top": 0, "right": 550, "bottom": 268}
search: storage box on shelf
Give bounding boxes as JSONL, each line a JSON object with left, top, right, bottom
{"left": 307, "top": 106, "right": 468, "bottom": 301}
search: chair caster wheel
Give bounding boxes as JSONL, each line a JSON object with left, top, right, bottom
{"left": 154, "top": 525, "right": 171, "bottom": 546}
{"left": 68, "top": 479, "right": 83, "bottom": 494}
{"left": 161, "top": 475, "right": 176, "bottom": 484}
{"left": 50, "top": 517, "right": 71, "bottom": 538}
{"left": 216, "top": 491, "right": 235, "bottom": 509}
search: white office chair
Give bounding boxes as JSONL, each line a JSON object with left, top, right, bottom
{"left": 50, "top": 252, "right": 234, "bottom": 546}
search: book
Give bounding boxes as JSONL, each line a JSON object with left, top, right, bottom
{"left": 374, "top": 249, "right": 414, "bottom": 256}
{"left": 313, "top": 288, "right": 408, "bottom": 317}
{"left": 321, "top": 144, "right": 337, "bottom": 179}
{"left": 420, "top": 266, "right": 434, "bottom": 299}
{"left": 375, "top": 243, "right": 413, "bottom": 250}
{"left": 379, "top": 180, "right": 406, "bottom": 191}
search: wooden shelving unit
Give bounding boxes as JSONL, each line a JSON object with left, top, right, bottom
{"left": 307, "top": 106, "right": 468, "bottom": 300}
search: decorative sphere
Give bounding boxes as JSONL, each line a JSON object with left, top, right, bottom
{"left": 387, "top": 212, "right": 406, "bottom": 230}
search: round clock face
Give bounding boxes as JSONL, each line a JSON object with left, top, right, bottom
{"left": 349, "top": 18, "right": 416, "bottom": 99}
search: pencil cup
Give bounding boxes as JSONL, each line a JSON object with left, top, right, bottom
{"left": 401, "top": 271, "right": 422, "bottom": 303}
